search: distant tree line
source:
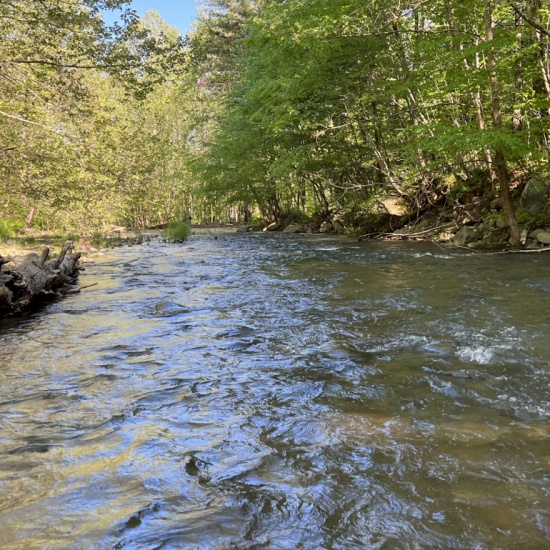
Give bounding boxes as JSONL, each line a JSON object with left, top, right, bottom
{"left": 2, "top": 0, "right": 550, "bottom": 244}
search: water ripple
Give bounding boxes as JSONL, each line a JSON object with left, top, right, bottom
{"left": 0, "top": 234, "right": 549, "bottom": 548}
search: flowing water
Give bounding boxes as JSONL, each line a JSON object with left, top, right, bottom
{"left": 0, "top": 232, "right": 549, "bottom": 549}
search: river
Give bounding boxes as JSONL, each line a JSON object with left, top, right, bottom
{"left": 0, "top": 232, "right": 549, "bottom": 549}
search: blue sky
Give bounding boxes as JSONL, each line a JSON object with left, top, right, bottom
{"left": 105, "top": 1, "right": 199, "bottom": 35}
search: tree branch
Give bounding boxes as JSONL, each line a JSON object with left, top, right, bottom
{"left": 0, "top": 110, "right": 57, "bottom": 132}
{"left": 509, "top": 2, "right": 550, "bottom": 38}
{"left": 5, "top": 59, "right": 139, "bottom": 70}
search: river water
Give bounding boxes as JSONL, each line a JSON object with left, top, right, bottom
{"left": 0, "top": 232, "right": 549, "bottom": 549}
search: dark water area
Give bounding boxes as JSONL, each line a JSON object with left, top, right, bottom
{"left": 0, "top": 232, "right": 549, "bottom": 549}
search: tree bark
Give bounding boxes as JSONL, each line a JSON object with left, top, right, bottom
{"left": 0, "top": 241, "right": 82, "bottom": 316}
{"left": 483, "top": 0, "right": 522, "bottom": 248}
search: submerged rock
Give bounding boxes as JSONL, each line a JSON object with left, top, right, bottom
{"left": 153, "top": 301, "right": 190, "bottom": 317}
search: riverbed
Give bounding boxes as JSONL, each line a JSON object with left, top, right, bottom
{"left": 0, "top": 233, "right": 549, "bottom": 549}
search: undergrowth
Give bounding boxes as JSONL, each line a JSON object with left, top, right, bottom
{"left": 163, "top": 221, "right": 192, "bottom": 242}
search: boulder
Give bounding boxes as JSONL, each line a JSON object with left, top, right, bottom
{"left": 378, "top": 195, "right": 408, "bottom": 216}
{"left": 453, "top": 225, "right": 483, "bottom": 247}
{"left": 482, "top": 229, "right": 508, "bottom": 245}
{"left": 263, "top": 222, "right": 280, "bottom": 232}
{"left": 528, "top": 228, "right": 546, "bottom": 239}
{"left": 490, "top": 198, "right": 504, "bottom": 211}
{"left": 536, "top": 231, "right": 550, "bottom": 244}
{"left": 319, "top": 221, "right": 332, "bottom": 233}
{"left": 521, "top": 178, "right": 548, "bottom": 216}
{"left": 283, "top": 222, "right": 306, "bottom": 233}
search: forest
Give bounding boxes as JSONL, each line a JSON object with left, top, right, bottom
{"left": 2, "top": 0, "right": 550, "bottom": 249}
{"left": 2, "top": 3, "right": 550, "bottom": 545}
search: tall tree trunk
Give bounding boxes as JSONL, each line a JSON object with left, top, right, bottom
{"left": 483, "top": 0, "right": 522, "bottom": 248}
{"left": 445, "top": 2, "right": 495, "bottom": 179}
{"left": 531, "top": 0, "right": 550, "bottom": 98}
{"left": 530, "top": 0, "right": 550, "bottom": 160}
{"left": 471, "top": 33, "right": 497, "bottom": 181}
{"left": 514, "top": 9, "right": 524, "bottom": 132}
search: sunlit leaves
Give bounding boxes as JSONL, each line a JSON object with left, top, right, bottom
{"left": 0, "top": 1, "right": 188, "bottom": 231}
{"left": 189, "top": 0, "right": 550, "bottom": 225}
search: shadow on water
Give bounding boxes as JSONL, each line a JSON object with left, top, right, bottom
{"left": 0, "top": 233, "right": 549, "bottom": 549}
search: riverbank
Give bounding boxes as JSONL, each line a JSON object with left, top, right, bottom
{"left": 0, "top": 227, "right": 158, "bottom": 316}
{"left": 356, "top": 194, "right": 550, "bottom": 250}
{"left": 3, "top": 196, "right": 550, "bottom": 270}
{"left": 261, "top": 183, "right": 550, "bottom": 251}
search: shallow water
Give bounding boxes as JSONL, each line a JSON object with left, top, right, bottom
{"left": 0, "top": 233, "right": 549, "bottom": 549}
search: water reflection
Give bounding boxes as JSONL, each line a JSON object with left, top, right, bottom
{"left": 0, "top": 233, "right": 549, "bottom": 548}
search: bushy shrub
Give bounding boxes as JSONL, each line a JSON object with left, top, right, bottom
{"left": 0, "top": 219, "right": 23, "bottom": 243}
{"left": 163, "top": 221, "right": 191, "bottom": 242}
{"left": 90, "top": 233, "right": 109, "bottom": 248}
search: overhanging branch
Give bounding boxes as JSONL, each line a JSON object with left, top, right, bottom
{"left": 509, "top": 2, "right": 550, "bottom": 38}
{"left": 5, "top": 59, "right": 140, "bottom": 70}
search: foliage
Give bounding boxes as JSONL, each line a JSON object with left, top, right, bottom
{"left": 186, "top": 0, "right": 550, "bottom": 234}
{"left": 90, "top": 233, "right": 111, "bottom": 249}
{"left": 0, "top": 1, "right": 189, "bottom": 233}
{"left": 3, "top": 0, "right": 550, "bottom": 238}
{"left": 163, "top": 221, "right": 192, "bottom": 242}
{"left": 484, "top": 212, "right": 506, "bottom": 224}
{"left": 0, "top": 220, "right": 23, "bottom": 243}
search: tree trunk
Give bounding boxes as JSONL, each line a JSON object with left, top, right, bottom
{"left": 483, "top": 0, "right": 522, "bottom": 248}
{"left": 513, "top": 10, "right": 524, "bottom": 132}
{"left": 531, "top": 0, "right": 550, "bottom": 98}
{"left": 0, "top": 241, "right": 83, "bottom": 316}
{"left": 25, "top": 206, "right": 36, "bottom": 227}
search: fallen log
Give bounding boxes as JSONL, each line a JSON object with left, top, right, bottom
{"left": 0, "top": 241, "right": 82, "bottom": 316}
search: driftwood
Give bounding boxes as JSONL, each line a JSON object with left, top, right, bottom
{"left": 358, "top": 223, "right": 456, "bottom": 241}
{"left": 0, "top": 241, "right": 83, "bottom": 316}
